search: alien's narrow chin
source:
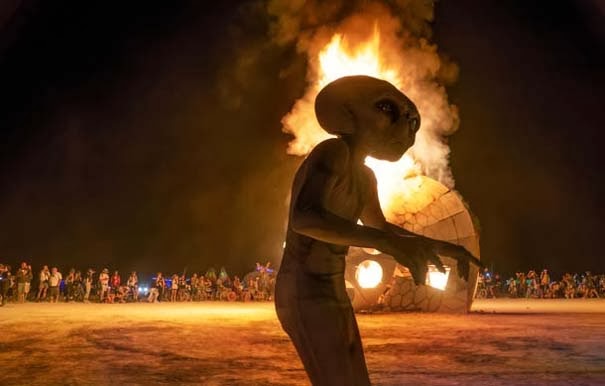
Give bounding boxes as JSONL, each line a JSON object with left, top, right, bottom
{"left": 371, "top": 150, "right": 405, "bottom": 162}
{"left": 370, "top": 141, "right": 412, "bottom": 161}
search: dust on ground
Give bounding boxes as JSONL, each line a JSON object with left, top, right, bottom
{"left": 1, "top": 299, "right": 604, "bottom": 385}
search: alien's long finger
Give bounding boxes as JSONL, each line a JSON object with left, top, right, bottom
{"left": 429, "top": 252, "right": 446, "bottom": 274}
{"left": 457, "top": 260, "right": 470, "bottom": 281}
{"left": 409, "top": 261, "right": 423, "bottom": 286}
{"left": 417, "top": 261, "right": 428, "bottom": 286}
{"left": 468, "top": 254, "right": 483, "bottom": 268}
{"left": 446, "top": 247, "right": 479, "bottom": 270}
{"left": 458, "top": 250, "right": 483, "bottom": 270}
{"left": 453, "top": 246, "right": 482, "bottom": 266}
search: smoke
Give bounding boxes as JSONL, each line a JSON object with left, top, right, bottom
{"left": 267, "top": 0, "right": 460, "bottom": 188}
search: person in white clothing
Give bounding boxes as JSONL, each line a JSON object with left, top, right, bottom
{"left": 36, "top": 265, "right": 50, "bottom": 302}
{"left": 98, "top": 268, "right": 110, "bottom": 302}
{"left": 48, "top": 267, "right": 62, "bottom": 303}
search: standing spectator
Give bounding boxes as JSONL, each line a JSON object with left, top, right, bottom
{"left": 170, "top": 274, "right": 179, "bottom": 302}
{"left": 584, "top": 272, "right": 600, "bottom": 298}
{"left": 127, "top": 271, "right": 138, "bottom": 301}
{"left": 232, "top": 275, "right": 242, "bottom": 300}
{"left": 24, "top": 263, "right": 33, "bottom": 301}
{"left": 540, "top": 269, "right": 551, "bottom": 297}
{"left": 48, "top": 267, "right": 62, "bottom": 303}
{"left": 526, "top": 270, "right": 537, "bottom": 298}
{"left": 178, "top": 274, "right": 189, "bottom": 301}
{"left": 207, "top": 269, "right": 218, "bottom": 300}
{"left": 517, "top": 272, "right": 526, "bottom": 298}
{"left": 36, "top": 265, "right": 50, "bottom": 302}
{"left": 202, "top": 274, "right": 211, "bottom": 300}
{"left": 99, "top": 268, "right": 110, "bottom": 302}
{"left": 199, "top": 274, "right": 208, "bottom": 300}
{"left": 267, "top": 273, "right": 276, "bottom": 301}
{"left": 215, "top": 275, "right": 224, "bottom": 301}
{"left": 111, "top": 270, "right": 121, "bottom": 295}
{"left": 16, "top": 262, "right": 33, "bottom": 303}
{"left": 219, "top": 267, "right": 230, "bottom": 286}
{"left": 190, "top": 273, "right": 199, "bottom": 301}
{"left": 0, "top": 264, "right": 11, "bottom": 306}
{"left": 246, "top": 276, "right": 258, "bottom": 301}
{"left": 65, "top": 268, "right": 76, "bottom": 302}
{"left": 577, "top": 281, "right": 587, "bottom": 298}
{"left": 155, "top": 272, "right": 165, "bottom": 301}
{"left": 84, "top": 269, "right": 94, "bottom": 303}
{"left": 73, "top": 270, "right": 83, "bottom": 301}
{"left": 507, "top": 277, "right": 517, "bottom": 297}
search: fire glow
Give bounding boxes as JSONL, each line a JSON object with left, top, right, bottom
{"left": 319, "top": 30, "right": 423, "bottom": 215}
{"left": 282, "top": 27, "right": 432, "bottom": 218}
{"left": 356, "top": 260, "right": 384, "bottom": 289}
{"left": 282, "top": 25, "right": 464, "bottom": 289}
{"left": 426, "top": 265, "right": 451, "bottom": 291}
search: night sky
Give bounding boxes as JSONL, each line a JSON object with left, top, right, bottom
{"left": 0, "top": 0, "right": 603, "bottom": 277}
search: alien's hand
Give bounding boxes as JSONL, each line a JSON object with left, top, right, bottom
{"left": 384, "top": 236, "right": 443, "bottom": 285}
{"left": 430, "top": 240, "right": 482, "bottom": 282}
{"left": 385, "top": 235, "right": 481, "bottom": 285}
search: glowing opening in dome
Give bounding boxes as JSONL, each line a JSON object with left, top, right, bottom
{"left": 426, "top": 265, "right": 451, "bottom": 291}
{"left": 356, "top": 260, "right": 384, "bottom": 289}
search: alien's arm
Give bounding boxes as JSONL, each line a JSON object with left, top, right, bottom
{"left": 356, "top": 166, "right": 417, "bottom": 236}
{"left": 358, "top": 166, "right": 481, "bottom": 278}
{"left": 290, "top": 141, "right": 395, "bottom": 252}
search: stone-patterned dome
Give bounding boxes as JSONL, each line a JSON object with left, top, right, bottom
{"left": 345, "top": 176, "right": 480, "bottom": 313}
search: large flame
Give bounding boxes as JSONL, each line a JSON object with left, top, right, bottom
{"left": 285, "top": 28, "right": 426, "bottom": 217}
{"left": 319, "top": 30, "right": 423, "bottom": 214}
{"left": 318, "top": 29, "right": 399, "bottom": 89}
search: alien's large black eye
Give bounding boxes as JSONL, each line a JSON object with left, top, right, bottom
{"left": 375, "top": 99, "right": 400, "bottom": 123}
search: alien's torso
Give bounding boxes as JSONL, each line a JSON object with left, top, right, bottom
{"left": 281, "top": 139, "right": 369, "bottom": 276}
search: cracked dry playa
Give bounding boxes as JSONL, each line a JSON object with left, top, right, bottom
{"left": 1, "top": 300, "right": 604, "bottom": 385}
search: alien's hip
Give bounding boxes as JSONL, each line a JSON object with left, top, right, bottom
{"left": 275, "top": 267, "right": 350, "bottom": 310}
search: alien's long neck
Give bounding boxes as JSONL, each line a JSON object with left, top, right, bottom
{"left": 341, "top": 135, "right": 368, "bottom": 169}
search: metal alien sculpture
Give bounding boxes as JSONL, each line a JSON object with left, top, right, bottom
{"left": 275, "top": 75, "right": 481, "bottom": 386}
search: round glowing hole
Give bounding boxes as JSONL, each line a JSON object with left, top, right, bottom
{"left": 356, "top": 260, "right": 383, "bottom": 289}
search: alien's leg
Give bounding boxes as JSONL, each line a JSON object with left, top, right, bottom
{"left": 276, "top": 272, "right": 370, "bottom": 386}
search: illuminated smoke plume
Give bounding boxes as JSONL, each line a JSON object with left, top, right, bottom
{"left": 268, "top": 0, "right": 460, "bottom": 197}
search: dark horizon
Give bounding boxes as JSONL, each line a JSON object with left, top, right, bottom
{"left": 0, "top": 0, "right": 603, "bottom": 276}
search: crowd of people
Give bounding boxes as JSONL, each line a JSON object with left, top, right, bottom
{"left": 476, "top": 268, "right": 605, "bottom": 299}
{"left": 0, "top": 261, "right": 276, "bottom": 306}
{"left": 3, "top": 260, "right": 604, "bottom": 306}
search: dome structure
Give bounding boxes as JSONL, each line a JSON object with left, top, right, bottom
{"left": 345, "top": 175, "right": 481, "bottom": 313}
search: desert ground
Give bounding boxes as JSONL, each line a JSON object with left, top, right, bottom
{"left": 1, "top": 299, "right": 604, "bottom": 386}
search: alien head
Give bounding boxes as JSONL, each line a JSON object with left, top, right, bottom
{"left": 315, "top": 75, "right": 420, "bottom": 162}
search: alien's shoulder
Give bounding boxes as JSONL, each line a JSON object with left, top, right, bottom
{"left": 361, "top": 164, "right": 377, "bottom": 183}
{"left": 307, "top": 138, "right": 350, "bottom": 172}
{"left": 308, "top": 138, "right": 350, "bottom": 162}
